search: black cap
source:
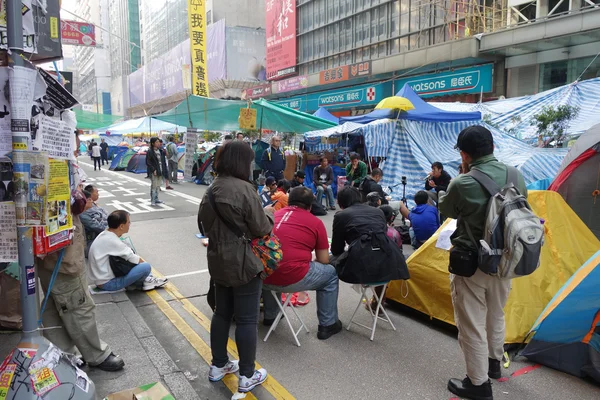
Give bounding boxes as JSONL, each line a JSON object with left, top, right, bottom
{"left": 265, "top": 176, "right": 276, "bottom": 186}
{"left": 295, "top": 171, "right": 305, "bottom": 179}
{"left": 455, "top": 125, "right": 494, "bottom": 156}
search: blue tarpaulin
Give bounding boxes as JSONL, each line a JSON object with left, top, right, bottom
{"left": 313, "top": 107, "right": 340, "bottom": 124}
{"left": 395, "top": 84, "right": 481, "bottom": 122}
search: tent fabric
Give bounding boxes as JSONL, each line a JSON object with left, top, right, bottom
{"left": 313, "top": 107, "right": 340, "bottom": 124}
{"left": 554, "top": 123, "right": 600, "bottom": 177}
{"left": 527, "top": 178, "right": 553, "bottom": 191}
{"left": 385, "top": 190, "right": 600, "bottom": 343}
{"left": 109, "top": 147, "right": 130, "bottom": 171}
{"left": 375, "top": 119, "right": 568, "bottom": 205}
{"left": 432, "top": 78, "right": 600, "bottom": 140}
{"left": 303, "top": 122, "right": 364, "bottom": 152}
{"left": 74, "top": 109, "right": 123, "bottom": 130}
{"left": 154, "top": 96, "right": 336, "bottom": 133}
{"left": 362, "top": 119, "right": 397, "bottom": 158}
{"left": 339, "top": 109, "right": 397, "bottom": 124}
{"left": 522, "top": 251, "right": 600, "bottom": 382}
{"left": 127, "top": 153, "right": 147, "bottom": 174}
{"left": 112, "top": 149, "right": 137, "bottom": 171}
{"left": 395, "top": 84, "right": 482, "bottom": 122}
{"left": 96, "top": 117, "right": 186, "bottom": 135}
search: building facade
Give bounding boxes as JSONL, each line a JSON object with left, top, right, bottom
{"left": 265, "top": 0, "right": 600, "bottom": 116}
{"left": 139, "top": 0, "right": 189, "bottom": 65}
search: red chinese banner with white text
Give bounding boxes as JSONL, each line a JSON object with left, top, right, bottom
{"left": 266, "top": 0, "right": 297, "bottom": 80}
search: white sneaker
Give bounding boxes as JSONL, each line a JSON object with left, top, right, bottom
{"left": 142, "top": 276, "right": 168, "bottom": 291}
{"left": 208, "top": 360, "right": 239, "bottom": 382}
{"left": 238, "top": 368, "right": 268, "bottom": 393}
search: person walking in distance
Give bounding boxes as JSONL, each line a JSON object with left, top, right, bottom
{"left": 158, "top": 139, "right": 173, "bottom": 190}
{"left": 91, "top": 140, "right": 102, "bottom": 171}
{"left": 146, "top": 137, "right": 163, "bottom": 206}
{"left": 100, "top": 138, "right": 109, "bottom": 166}
{"left": 198, "top": 141, "right": 274, "bottom": 393}
{"left": 261, "top": 135, "right": 286, "bottom": 181}
{"left": 167, "top": 136, "right": 179, "bottom": 184}
{"left": 439, "top": 126, "right": 529, "bottom": 400}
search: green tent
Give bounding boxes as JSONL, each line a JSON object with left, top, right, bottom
{"left": 153, "top": 96, "right": 336, "bottom": 133}
{"left": 74, "top": 109, "right": 123, "bottom": 130}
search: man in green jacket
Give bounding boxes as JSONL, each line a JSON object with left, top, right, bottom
{"left": 439, "top": 126, "right": 527, "bottom": 400}
{"left": 345, "top": 153, "right": 367, "bottom": 187}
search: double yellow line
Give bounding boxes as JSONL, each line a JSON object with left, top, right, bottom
{"left": 146, "top": 269, "right": 295, "bottom": 399}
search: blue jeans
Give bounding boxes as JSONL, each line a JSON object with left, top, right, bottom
{"left": 263, "top": 261, "right": 339, "bottom": 327}
{"left": 316, "top": 185, "right": 335, "bottom": 208}
{"left": 99, "top": 262, "right": 151, "bottom": 291}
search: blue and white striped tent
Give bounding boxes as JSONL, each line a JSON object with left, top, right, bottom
{"left": 303, "top": 122, "right": 365, "bottom": 152}
{"left": 432, "top": 78, "right": 600, "bottom": 140}
{"left": 372, "top": 119, "right": 568, "bottom": 204}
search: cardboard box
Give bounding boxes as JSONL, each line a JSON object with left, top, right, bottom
{"left": 103, "top": 382, "right": 175, "bottom": 400}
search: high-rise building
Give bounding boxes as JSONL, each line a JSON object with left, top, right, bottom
{"left": 139, "top": 0, "right": 189, "bottom": 65}
{"left": 265, "top": 0, "right": 600, "bottom": 116}
{"left": 71, "top": 0, "right": 112, "bottom": 113}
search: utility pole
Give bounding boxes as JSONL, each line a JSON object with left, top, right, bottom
{"left": 3, "top": 1, "right": 95, "bottom": 398}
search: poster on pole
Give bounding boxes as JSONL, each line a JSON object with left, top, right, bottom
{"left": 0, "top": 0, "right": 35, "bottom": 53}
{"left": 239, "top": 108, "right": 257, "bottom": 130}
{"left": 12, "top": 151, "right": 48, "bottom": 226}
{"left": 32, "top": 115, "right": 76, "bottom": 160}
{"left": 184, "top": 132, "right": 198, "bottom": 180}
{"left": 0, "top": 67, "right": 10, "bottom": 156}
{"left": 8, "top": 65, "right": 38, "bottom": 150}
{"left": 187, "top": 0, "right": 209, "bottom": 97}
{"left": 0, "top": 202, "right": 18, "bottom": 262}
{"left": 45, "top": 159, "right": 71, "bottom": 235}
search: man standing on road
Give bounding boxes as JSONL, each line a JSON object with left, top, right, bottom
{"left": 261, "top": 136, "right": 286, "bottom": 181}
{"left": 313, "top": 157, "right": 336, "bottom": 210}
{"left": 146, "top": 137, "right": 163, "bottom": 205}
{"left": 426, "top": 161, "right": 452, "bottom": 205}
{"left": 439, "top": 126, "right": 528, "bottom": 400}
{"left": 262, "top": 187, "right": 341, "bottom": 340}
{"left": 167, "top": 136, "right": 179, "bottom": 184}
{"left": 158, "top": 139, "right": 174, "bottom": 190}
{"left": 100, "top": 138, "right": 109, "bottom": 166}
{"left": 91, "top": 140, "right": 102, "bottom": 171}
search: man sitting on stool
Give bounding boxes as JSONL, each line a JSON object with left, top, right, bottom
{"left": 426, "top": 162, "right": 452, "bottom": 205}
{"left": 262, "top": 187, "right": 341, "bottom": 340}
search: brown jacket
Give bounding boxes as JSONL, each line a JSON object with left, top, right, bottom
{"left": 38, "top": 215, "right": 86, "bottom": 275}
{"left": 198, "top": 175, "right": 273, "bottom": 287}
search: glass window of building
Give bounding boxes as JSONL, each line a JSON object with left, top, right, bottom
{"left": 571, "top": 56, "right": 600, "bottom": 81}
{"left": 540, "top": 60, "right": 568, "bottom": 91}
{"left": 391, "top": 0, "right": 400, "bottom": 36}
{"left": 400, "top": 0, "right": 410, "bottom": 35}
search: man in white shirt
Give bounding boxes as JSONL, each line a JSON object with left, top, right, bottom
{"left": 91, "top": 140, "right": 102, "bottom": 171}
{"left": 89, "top": 210, "right": 167, "bottom": 291}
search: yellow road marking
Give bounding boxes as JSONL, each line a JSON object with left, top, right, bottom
{"left": 152, "top": 269, "right": 295, "bottom": 400}
{"left": 145, "top": 289, "right": 257, "bottom": 399}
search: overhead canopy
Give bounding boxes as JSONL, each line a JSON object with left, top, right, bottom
{"left": 95, "top": 117, "right": 187, "bottom": 135}
{"left": 74, "top": 109, "right": 123, "bottom": 130}
{"left": 154, "top": 96, "right": 336, "bottom": 133}
{"left": 395, "top": 84, "right": 481, "bottom": 122}
{"left": 339, "top": 109, "right": 396, "bottom": 124}
{"left": 304, "top": 122, "right": 364, "bottom": 139}
{"left": 313, "top": 107, "right": 339, "bottom": 124}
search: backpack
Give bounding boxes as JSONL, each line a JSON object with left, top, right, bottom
{"left": 465, "top": 167, "right": 544, "bottom": 279}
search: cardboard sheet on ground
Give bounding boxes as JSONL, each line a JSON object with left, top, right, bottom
{"left": 103, "top": 382, "right": 174, "bottom": 400}
{"left": 386, "top": 191, "right": 600, "bottom": 343}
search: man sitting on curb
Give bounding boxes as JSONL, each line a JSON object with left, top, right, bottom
{"left": 262, "top": 186, "right": 342, "bottom": 340}
{"left": 89, "top": 210, "right": 167, "bottom": 292}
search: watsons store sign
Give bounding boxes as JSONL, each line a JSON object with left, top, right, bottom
{"left": 275, "top": 81, "right": 391, "bottom": 112}
{"left": 395, "top": 64, "right": 493, "bottom": 98}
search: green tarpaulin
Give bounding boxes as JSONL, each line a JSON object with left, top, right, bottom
{"left": 75, "top": 109, "right": 123, "bottom": 130}
{"left": 153, "top": 96, "right": 336, "bottom": 133}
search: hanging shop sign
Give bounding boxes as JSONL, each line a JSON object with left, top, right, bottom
{"left": 319, "top": 61, "right": 371, "bottom": 85}
{"left": 60, "top": 20, "right": 96, "bottom": 46}
{"left": 277, "top": 75, "right": 308, "bottom": 93}
{"left": 394, "top": 64, "right": 494, "bottom": 98}
{"left": 244, "top": 84, "right": 272, "bottom": 100}
{"left": 239, "top": 108, "right": 257, "bottom": 130}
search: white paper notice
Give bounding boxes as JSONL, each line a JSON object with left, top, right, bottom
{"left": 184, "top": 132, "right": 198, "bottom": 179}
{"left": 0, "top": 202, "right": 18, "bottom": 262}
{"left": 32, "top": 115, "right": 76, "bottom": 160}
{"left": 8, "top": 66, "right": 37, "bottom": 149}
{"left": 0, "top": 67, "right": 11, "bottom": 156}
{"left": 435, "top": 219, "right": 458, "bottom": 251}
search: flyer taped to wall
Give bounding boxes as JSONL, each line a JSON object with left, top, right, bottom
{"left": 45, "top": 159, "right": 72, "bottom": 235}
{"left": 12, "top": 151, "right": 48, "bottom": 225}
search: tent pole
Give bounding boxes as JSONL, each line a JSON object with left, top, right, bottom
{"left": 185, "top": 90, "right": 194, "bottom": 128}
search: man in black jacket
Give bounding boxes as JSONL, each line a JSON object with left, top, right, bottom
{"left": 360, "top": 168, "right": 388, "bottom": 205}
{"left": 425, "top": 161, "right": 452, "bottom": 205}
{"left": 100, "top": 139, "right": 109, "bottom": 166}
{"left": 261, "top": 136, "right": 286, "bottom": 181}
{"left": 146, "top": 138, "right": 163, "bottom": 205}
{"left": 290, "top": 171, "right": 305, "bottom": 188}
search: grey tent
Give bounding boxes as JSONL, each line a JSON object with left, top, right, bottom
{"left": 549, "top": 123, "right": 600, "bottom": 239}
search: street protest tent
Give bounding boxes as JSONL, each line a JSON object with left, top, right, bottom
{"left": 432, "top": 77, "right": 600, "bottom": 140}
{"left": 548, "top": 123, "right": 600, "bottom": 239}
{"left": 111, "top": 148, "right": 138, "bottom": 171}
{"left": 96, "top": 117, "right": 186, "bottom": 136}
{"left": 127, "top": 153, "right": 148, "bottom": 174}
{"left": 385, "top": 191, "right": 600, "bottom": 343}
{"left": 74, "top": 109, "right": 123, "bottom": 130}
{"left": 340, "top": 109, "right": 397, "bottom": 124}
{"left": 154, "top": 96, "right": 337, "bottom": 133}
{"left": 303, "top": 122, "right": 365, "bottom": 152}
{"left": 313, "top": 107, "right": 340, "bottom": 124}
{"left": 521, "top": 251, "right": 600, "bottom": 383}
{"left": 109, "top": 146, "right": 130, "bottom": 170}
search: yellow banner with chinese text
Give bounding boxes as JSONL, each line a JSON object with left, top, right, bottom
{"left": 187, "top": 0, "right": 209, "bottom": 98}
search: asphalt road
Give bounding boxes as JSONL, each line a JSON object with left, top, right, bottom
{"left": 78, "top": 159, "right": 600, "bottom": 400}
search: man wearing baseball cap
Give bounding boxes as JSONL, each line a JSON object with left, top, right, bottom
{"left": 439, "top": 126, "right": 528, "bottom": 400}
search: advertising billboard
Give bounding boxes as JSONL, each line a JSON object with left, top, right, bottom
{"left": 266, "top": 0, "right": 297, "bottom": 80}
{"left": 319, "top": 62, "right": 371, "bottom": 85}
{"left": 226, "top": 26, "right": 266, "bottom": 82}
{"left": 277, "top": 75, "right": 308, "bottom": 93}
{"left": 61, "top": 20, "right": 96, "bottom": 46}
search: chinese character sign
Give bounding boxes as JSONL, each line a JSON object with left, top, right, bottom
{"left": 188, "top": 0, "right": 210, "bottom": 97}
{"left": 266, "top": 0, "right": 297, "bottom": 80}
{"left": 60, "top": 20, "right": 96, "bottom": 46}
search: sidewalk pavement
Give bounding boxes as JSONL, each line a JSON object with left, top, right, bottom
{"left": 0, "top": 290, "right": 201, "bottom": 400}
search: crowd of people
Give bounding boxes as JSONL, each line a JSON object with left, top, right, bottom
{"left": 33, "top": 125, "right": 528, "bottom": 400}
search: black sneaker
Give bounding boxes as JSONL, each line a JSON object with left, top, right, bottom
{"left": 93, "top": 353, "right": 125, "bottom": 372}
{"left": 447, "top": 376, "right": 493, "bottom": 400}
{"left": 489, "top": 358, "right": 501, "bottom": 380}
{"left": 317, "top": 320, "right": 342, "bottom": 340}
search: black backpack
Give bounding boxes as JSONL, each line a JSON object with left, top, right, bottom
{"left": 310, "top": 200, "right": 328, "bottom": 216}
